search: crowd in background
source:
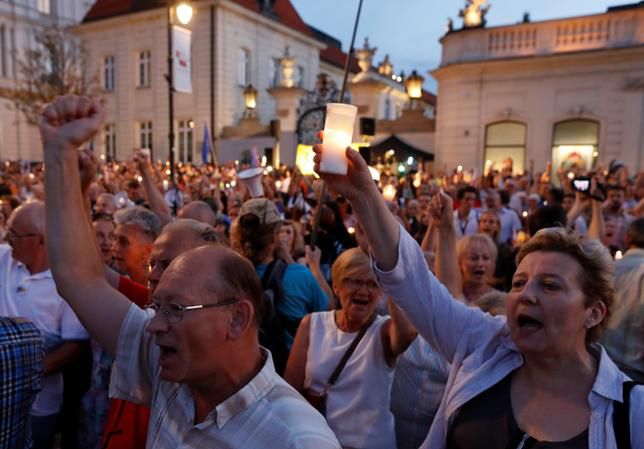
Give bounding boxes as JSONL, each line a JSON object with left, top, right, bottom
{"left": 1, "top": 135, "right": 643, "bottom": 449}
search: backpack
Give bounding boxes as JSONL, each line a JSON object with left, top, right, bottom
{"left": 259, "top": 258, "right": 299, "bottom": 376}
{"left": 613, "top": 381, "right": 641, "bottom": 449}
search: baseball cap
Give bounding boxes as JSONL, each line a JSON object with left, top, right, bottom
{"left": 238, "top": 198, "right": 281, "bottom": 225}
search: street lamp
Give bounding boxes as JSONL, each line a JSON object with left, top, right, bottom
{"left": 404, "top": 70, "right": 424, "bottom": 109}
{"left": 167, "top": 0, "right": 193, "bottom": 202}
{"left": 243, "top": 84, "right": 258, "bottom": 118}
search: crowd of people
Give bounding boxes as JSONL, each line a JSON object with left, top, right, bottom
{"left": 0, "top": 93, "right": 642, "bottom": 449}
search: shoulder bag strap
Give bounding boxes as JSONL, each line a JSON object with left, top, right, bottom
{"left": 327, "top": 317, "right": 374, "bottom": 387}
{"left": 613, "top": 381, "right": 640, "bottom": 449}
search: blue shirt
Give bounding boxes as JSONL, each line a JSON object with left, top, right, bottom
{"left": 255, "top": 262, "right": 329, "bottom": 347}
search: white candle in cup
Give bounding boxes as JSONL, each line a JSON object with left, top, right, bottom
{"left": 320, "top": 103, "right": 357, "bottom": 175}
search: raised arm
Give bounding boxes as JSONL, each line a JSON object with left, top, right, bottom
{"left": 42, "top": 94, "right": 132, "bottom": 356}
{"left": 428, "top": 192, "right": 463, "bottom": 298}
{"left": 312, "top": 144, "right": 400, "bottom": 271}
{"left": 134, "top": 150, "right": 172, "bottom": 226}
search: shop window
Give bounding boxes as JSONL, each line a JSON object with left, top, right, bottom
{"left": 484, "top": 121, "right": 526, "bottom": 175}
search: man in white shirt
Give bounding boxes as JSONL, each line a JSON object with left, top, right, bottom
{"left": 453, "top": 186, "right": 479, "bottom": 238}
{"left": 42, "top": 94, "right": 340, "bottom": 449}
{"left": 484, "top": 190, "right": 522, "bottom": 244}
{"left": 0, "top": 201, "right": 88, "bottom": 449}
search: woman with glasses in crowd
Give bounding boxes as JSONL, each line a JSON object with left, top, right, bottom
{"left": 284, "top": 248, "right": 416, "bottom": 449}
{"left": 312, "top": 144, "right": 643, "bottom": 449}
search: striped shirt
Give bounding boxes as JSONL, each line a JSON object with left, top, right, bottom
{"left": 110, "top": 305, "right": 340, "bottom": 449}
{"left": 0, "top": 317, "right": 43, "bottom": 449}
{"left": 390, "top": 337, "right": 449, "bottom": 449}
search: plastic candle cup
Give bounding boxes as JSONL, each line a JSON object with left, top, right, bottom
{"left": 320, "top": 103, "right": 358, "bottom": 175}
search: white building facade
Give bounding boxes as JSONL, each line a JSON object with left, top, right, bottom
{"left": 75, "top": 0, "right": 328, "bottom": 165}
{"left": 433, "top": 3, "right": 644, "bottom": 176}
{"left": 0, "top": 0, "right": 95, "bottom": 160}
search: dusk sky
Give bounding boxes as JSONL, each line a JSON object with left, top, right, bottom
{"left": 290, "top": 0, "right": 624, "bottom": 91}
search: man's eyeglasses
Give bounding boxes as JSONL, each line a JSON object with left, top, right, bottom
{"left": 342, "top": 277, "right": 380, "bottom": 291}
{"left": 7, "top": 228, "right": 41, "bottom": 240}
{"left": 145, "top": 299, "right": 239, "bottom": 324}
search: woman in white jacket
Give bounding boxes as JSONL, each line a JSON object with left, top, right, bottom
{"left": 311, "top": 142, "right": 643, "bottom": 449}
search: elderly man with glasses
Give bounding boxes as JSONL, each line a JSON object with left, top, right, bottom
{"left": 0, "top": 201, "right": 88, "bottom": 449}
{"left": 42, "top": 94, "right": 340, "bottom": 449}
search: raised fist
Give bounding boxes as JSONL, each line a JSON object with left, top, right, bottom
{"left": 428, "top": 192, "right": 454, "bottom": 229}
{"left": 40, "top": 95, "right": 104, "bottom": 151}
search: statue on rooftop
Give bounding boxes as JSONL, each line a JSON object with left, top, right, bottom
{"left": 459, "top": 0, "right": 491, "bottom": 29}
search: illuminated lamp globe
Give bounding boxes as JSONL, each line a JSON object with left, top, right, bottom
{"left": 176, "top": 3, "right": 193, "bottom": 25}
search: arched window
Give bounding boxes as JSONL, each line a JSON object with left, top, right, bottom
{"left": 484, "top": 121, "right": 526, "bottom": 175}
{"left": 551, "top": 119, "right": 599, "bottom": 178}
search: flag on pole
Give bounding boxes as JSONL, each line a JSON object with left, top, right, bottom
{"left": 202, "top": 123, "right": 212, "bottom": 165}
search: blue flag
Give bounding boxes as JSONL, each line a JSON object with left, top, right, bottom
{"left": 202, "top": 123, "right": 212, "bottom": 165}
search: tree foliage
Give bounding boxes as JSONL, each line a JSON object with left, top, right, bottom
{"left": 0, "top": 25, "right": 99, "bottom": 126}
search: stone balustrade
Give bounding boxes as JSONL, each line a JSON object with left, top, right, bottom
{"left": 441, "top": 6, "right": 644, "bottom": 66}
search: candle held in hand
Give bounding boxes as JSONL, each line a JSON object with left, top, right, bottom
{"left": 320, "top": 103, "right": 357, "bottom": 175}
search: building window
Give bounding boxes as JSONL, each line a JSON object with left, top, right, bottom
{"left": 296, "top": 66, "right": 305, "bottom": 88}
{"left": 37, "top": 0, "right": 50, "bottom": 14}
{"left": 384, "top": 98, "right": 391, "bottom": 120}
{"left": 138, "top": 121, "right": 153, "bottom": 153}
{"left": 238, "top": 48, "right": 250, "bottom": 86}
{"left": 0, "top": 25, "right": 7, "bottom": 78}
{"left": 484, "top": 121, "right": 527, "bottom": 176}
{"left": 104, "top": 56, "right": 115, "bottom": 92}
{"left": 177, "top": 120, "right": 194, "bottom": 163}
{"left": 138, "top": 50, "right": 151, "bottom": 88}
{"left": 105, "top": 124, "right": 116, "bottom": 161}
{"left": 268, "top": 57, "right": 280, "bottom": 87}
{"left": 551, "top": 119, "right": 599, "bottom": 181}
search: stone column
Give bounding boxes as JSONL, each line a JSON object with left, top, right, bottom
{"left": 268, "top": 86, "right": 306, "bottom": 165}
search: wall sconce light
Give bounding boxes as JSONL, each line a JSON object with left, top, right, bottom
{"left": 243, "top": 84, "right": 258, "bottom": 118}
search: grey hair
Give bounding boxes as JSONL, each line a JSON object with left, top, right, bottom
{"left": 114, "top": 206, "right": 161, "bottom": 240}
{"left": 162, "top": 218, "right": 219, "bottom": 244}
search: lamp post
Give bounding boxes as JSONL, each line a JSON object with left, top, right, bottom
{"left": 404, "top": 70, "right": 424, "bottom": 109}
{"left": 243, "top": 84, "right": 258, "bottom": 118}
{"left": 167, "top": 1, "right": 193, "bottom": 191}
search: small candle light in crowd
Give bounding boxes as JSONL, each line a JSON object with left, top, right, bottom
{"left": 165, "top": 169, "right": 171, "bottom": 175}
{"left": 28, "top": 173, "right": 34, "bottom": 179}
{"left": 266, "top": 166, "right": 273, "bottom": 173}
{"left": 231, "top": 180, "right": 237, "bottom": 188}
{"left": 225, "top": 183, "right": 231, "bottom": 189}
{"left": 615, "top": 250, "right": 623, "bottom": 260}
{"left": 543, "top": 201, "right": 548, "bottom": 206}
{"left": 114, "top": 164, "right": 120, "bottom": 170}
{"left": 522, "top": 210, "right": 528, "bottom": 218}
{"left": 100, "top": 154, "right": 106, "bottom": 161}
{"left": 457, "top": 165, "right": 463, "bottom": 173}
{"left": 383, "top": 184, "right": 397, "bottom": 201}
{"left": 261, "top": 155, "right": 267, "bottom": 167}
{"left": 347, "top": 226, "right": 355, "bottom": 235}
{"left": 407, "top": 156, "right": 414, "bottom": 165}
{"left": 162, "top": 180, "right": 169, "bottom": 190}
{"left": 137, "top": 176, "right": 143, "bottom": 182}
{"left": 276, "top": 180, "right": 282, "bottom": 190}
{"left": 592, "top": 151, "right": 599, "bottom": 158}
{"left": 320, "top": 103, "right": 358, "bottom": 175}
{"left": 567, "top": 172, "right": 575, "bottom": 180}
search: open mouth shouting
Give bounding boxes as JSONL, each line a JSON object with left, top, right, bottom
{"left": 516, "top": 314, "right": 543, "bottom": 335}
